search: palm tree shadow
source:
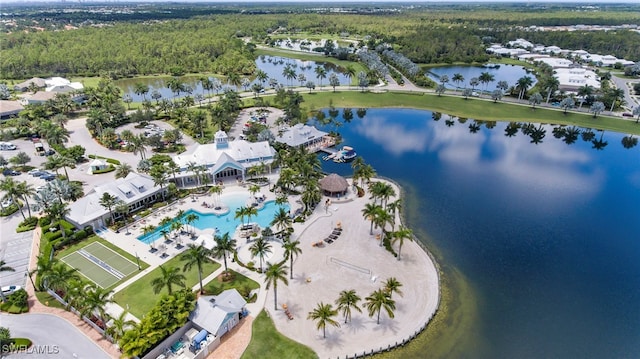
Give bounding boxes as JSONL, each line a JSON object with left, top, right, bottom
{"left": 293, "top": 271, "right": 309, "bottom": 285}
{"left": 322, "top": 329, "right": 346, "bottom": 350}
{"left": 344, "top": 315, "right": 366, "bottom": 334}
{"left": 371, "top": 317, "right": 400, "bottom": 336}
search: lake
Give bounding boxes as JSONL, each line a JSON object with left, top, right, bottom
{"left": 117, "top": 55, "right": 350, "bottom": 102}
{"left": 313, "top": 108, "right": 640, "bottom": 358}
{"left": 427, "top": 64, "right": 536, "bottom": 93}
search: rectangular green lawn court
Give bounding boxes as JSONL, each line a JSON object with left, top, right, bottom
{"left": 60, "top": 242, "right": 139, "bottom": 288}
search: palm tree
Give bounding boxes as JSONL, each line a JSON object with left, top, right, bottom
{"left": 391, "top": 226, "right": 414, "bottom": 260}
{"left": 0, "top": 177, "right": 26, "bottom": 220}
{"left": 529, "top": 92, "right": 543, "bottom": 109}
{"left": 41, "top": 263, "right": 80, "bottom": 294}
{"left": 577, "top": 85, "right": 593, "bottom": 110}
{"left": 344, "top": 65, "right": 356, "bottom": 88}
{"left": 249, "top": 237, "right": 272, "bottom": 273}
{"left": 335, "top": 289, "right": 362, "bottom": 323}
{"left": 105, "top": 311, "right": 136, "bottom": 343}
{"left": 382, "top": 277, "right": 404, "bottom": 299}
{"left": 180, "top": 243, "right": 213, "bottom": 294}
{"left": 81, "top": 285, "right": 114, "bottom": 327}
{"left": 283, "top": 239, "right": 302, "bottom": 279}
{"left": 211, "top": 232, "right": 236, "bottom": 276}
{"left": 99, "top": 192, "right": 118, "bottom": 224}
{"left": 115, "top": 200, "right": 130, "bottom": 234}
{"left": 185, "top": 213, "right": 198, "bottom": 234}
{"left": 307, "top": 302, "right": 340, "bottom": 338}
{"left": 362, "top": 203, "right": 383, "bottom": 235}
{"left": 516, "top": 76, "right": 533, "bottom": 100}
{"left": 115, "top": 163, "right": 133, "bottom": 179}
{"left": 235, "top": 206, "right": 249, "bottom": 227}
{"left": 150, "top": 265, "right": 186, "bottom": 295}
{"left": 315, "top": 66, "right": 327, "bottom": 88}
{"left": 271, "top": 207, "right": 292, "bottom": 234}
{"left": 264, "top": 262, "right": 289, "bottom": 311}
{"left": 478, "top": 71, "right": 495, "bottom": 95}
{"left": 16, "top": 181, "right": 35, "bottom": 218}
{"left": 608, "top": 88, "right": 625, "bottom": 112}
{"left": 364, "top": 289, "right": 396, "bottom": 324}
{"left": 633, "top": 106, "right": 640, "bottom": 123}
{"left": 544, "top": 76, "right": 560, "bottom": 103}
{"left": 452, "top": 73, "right": 464, "bottom": 91}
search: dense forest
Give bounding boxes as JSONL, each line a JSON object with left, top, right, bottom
{"left": 1, "top": 4, "right": 639, "bottom": 79}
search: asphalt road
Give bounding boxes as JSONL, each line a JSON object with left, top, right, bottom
{"left": 0, "top": 313, "right": 111, "bottom": 359}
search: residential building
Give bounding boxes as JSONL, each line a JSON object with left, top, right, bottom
{"left": 13, "top": 77, "right": 46, "bottom": 92}
{"left": 555, "top": 67, "right": 601, "bottom": 91}
{"left": 0, "top": 100, "right": 24, "bottom": 120}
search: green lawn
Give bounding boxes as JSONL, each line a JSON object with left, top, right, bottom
{"left": 34, "top": 291, "right": 67, "bottom": 310}
{"left": 241, "top": 310, "right": 318, "bottom": 359}
{"left": 297, "top": 91, "right": 640, "bottom": 135}
{"left": 113, "top": 255, "right": 220, "bottom": 319}
{"left": 204, "top": 269, "right": 260, "bottom": 299}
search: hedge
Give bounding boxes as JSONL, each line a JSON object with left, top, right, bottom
{"left": 0, "top": 204, "right": 18, "bottom": 217}
{"left": 88, "top": 154, "right": 121, "bottom": 165}
{"left": 16, "top": 217, "right": 38, "bottom": 233}
{"left": 92, "top": 165, "right": 116, "bottom": 174}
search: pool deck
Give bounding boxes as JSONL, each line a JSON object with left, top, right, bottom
{"left": 101, "top": 175, "right": 439, "bottom": 359}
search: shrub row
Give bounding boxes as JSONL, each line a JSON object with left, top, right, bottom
{"left": 92, "top": 165, "right": 116, "bottom": 174}
{"left": 87, "top": 154, "right": 121, "bottom": 165}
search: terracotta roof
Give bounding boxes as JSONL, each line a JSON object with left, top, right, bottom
{"left": 319, "top": 173, "right": 349, "bottom": 193}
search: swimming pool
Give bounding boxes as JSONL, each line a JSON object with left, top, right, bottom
{"left": 137, "top": 193, "right": 289, "bottom": 244}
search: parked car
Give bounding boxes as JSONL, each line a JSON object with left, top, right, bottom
{"left": 42, "top": 174, "right": 56, "bottom": 181}
{"left": 29, "top": 169, "right": 45, "bottom": 176}
{"left": 3, "top": 169, "right": 21, "bottom": 176}
{"left": 0, "top": 142, "right": 17, "bottom": 150}
{"left": 622, "top": 112, "right": 633, "bottom": 118}
{"left": 45, "top": 149, "right": 56, "bottom": 156}
{"left": 1, "top": 198, "right": 12, "bottom": 207}
{"left": 1, "top": 285, "right": 22, "bottom": 296}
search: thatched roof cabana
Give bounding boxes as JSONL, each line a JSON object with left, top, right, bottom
{"left": 319, "top": 173, "right": 349, "bottom": 197}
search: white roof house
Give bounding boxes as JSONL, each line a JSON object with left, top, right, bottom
{"left": 172, "top": 131, "right": 276, "bottom": 186}
{"left": 555, "top": 67, "right": 601, "bottom": 91}
{"left": 190, "top": 289, "right": 247, "bottom": 338}
{"left": 537, "top": 57, "right": 574, "bottom": 69}
{"left": 66, "top": 172, "right": 164, "bottom": 230}
{"left": 508, "top": 39, "right": 534, "bottom": 49}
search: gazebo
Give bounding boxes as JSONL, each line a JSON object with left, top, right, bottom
{"left": 319, "top": 173, "right": 349, "bottom": 197}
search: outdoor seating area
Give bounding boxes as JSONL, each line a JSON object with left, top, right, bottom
{"left": 322, "top": 227, "right": 342, "bottom": 244}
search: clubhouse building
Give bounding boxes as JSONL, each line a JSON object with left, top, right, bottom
{"left": 172, "top": 131, "right": 276, "bottom": 187}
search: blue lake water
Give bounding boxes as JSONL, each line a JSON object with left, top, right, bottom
{"left": 427, "top": 64, "right": 536, "bottom": 92}
{"left": 313, "top": 108, "right": 640, "bottom": 358}
{"left": 119, "top": 55, "right": 350, "bottom": 102}
{"left": 137, "top": 192, "right": 289, "bottom": 244}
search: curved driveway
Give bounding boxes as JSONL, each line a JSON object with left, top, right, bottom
{"left": 0, "top": 313, "right": 112, "bottom": 359}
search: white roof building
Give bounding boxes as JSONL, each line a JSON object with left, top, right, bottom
{"left": 555, "top": 67, "right": 601, "bottom": 91}
{"left": 508, "top": 39, "right": 534, "bottom": 49}
{"left": 537, "top": 57, "right": 574, "bottom": 69}
{"left": 190, "top": 289, "right": 247, "bottom": 338}
{"left": 172, "top": 131, "right": 276, "bottom": 186}
{"left": 66, "top": 172, "right": 164, "bottom": 230}
{"left": 274, "top": 123, "right": 329, "bottom": 148}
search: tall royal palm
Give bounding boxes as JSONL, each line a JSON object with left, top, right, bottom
{"left": 391, "top": 226, "right": 414, "bottom": 260}
{"left": 212, "top": 232, "right": 236, "bottom": 276}
{"left": 283, "top": 239, "right": 302, "bottom": 279}
{"left": 249, "top": 237, "right": 272, "bottom": 273}
{"left": 99, "top": 192, "right": 118, "bottom": 224}
{"left": 151, "top": 265, "right": 186, "bottom": 295}
{"left": 364, "top": 288, "right": 396, "bottom": 325}
{"left": 264, "top": 262, "right": 289, "bottom": 311}
{"left": 362, "top": 203, "right": 383, "bottom": 235}
{"left": 516, "top": 76, "right": 533, "bottom": 100}
{"left": 335, "top": 289, "right": 363, "bottom": 323}
{"left": 181, "top": 243, "right": 213, "bottom": 294}
{"left": 452, "top": 73, "right": 464, "bottom": 91}
{"left": 307, "top": 302, "right": 340, "bottom": 339}
{"left": 315, "top": 66, "right": 327, "bottom": 88}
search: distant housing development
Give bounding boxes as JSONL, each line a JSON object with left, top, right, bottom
{"left": 487, "top": 38, "right": 636, "bottom": 92}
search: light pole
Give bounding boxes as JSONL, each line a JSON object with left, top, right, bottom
{"left": 135, "top": 252, "right": 141, "bottom": 270}
{"left": 25, "top": 272, "right": 36, "bottom": 289}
